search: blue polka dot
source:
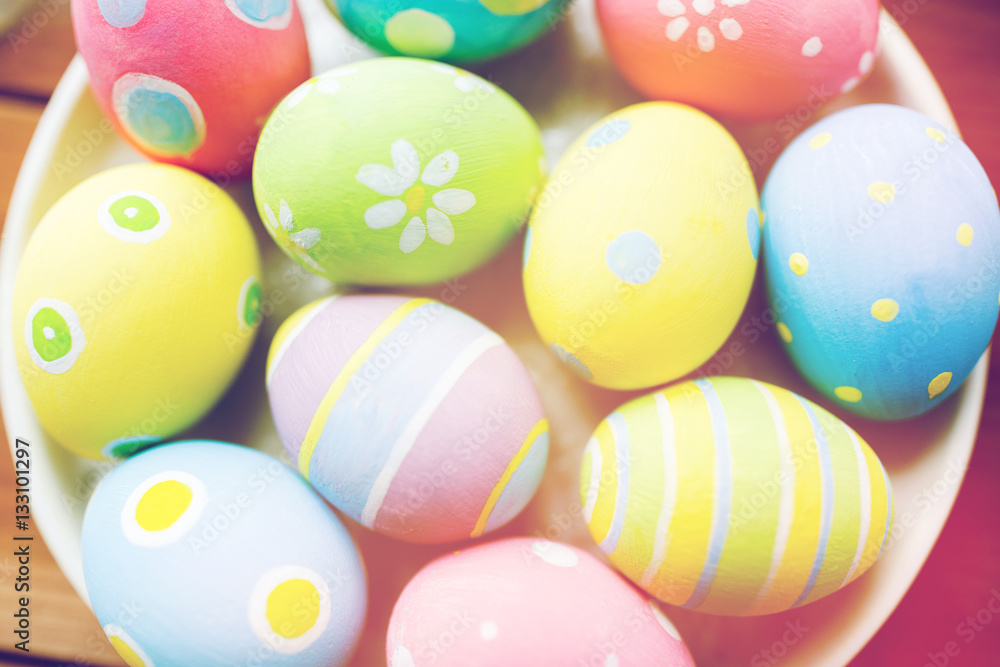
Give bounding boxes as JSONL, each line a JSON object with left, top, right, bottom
{"left": 605, "top": 230, "right": 661, "bottom": 285}
{"left": 523, "top": 226, "right": 533, "bottom": 271}
{"left": 550, "top": 343, "right": 594, "bottom": 381}
{"left": 746, "top": 207, "right": 761, "bottom": 261}
{"left": 97, "top": 0, "right": 147, "bottom": 28}
{"left": 231, "top": 0, "right": 290, "bottom": 23}
{"left": 125, "top": 88, "right": 201, "bottom": 156}
{"left": 587, "top": 119, "right": 631, "bottom": 148}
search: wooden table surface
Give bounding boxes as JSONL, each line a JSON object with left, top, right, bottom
{"left": 0, "top": 2, "right": 998, "bottom": 666}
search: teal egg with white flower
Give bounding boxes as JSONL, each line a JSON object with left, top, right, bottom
{"left": 325, "top": 0, "right": 569, "bottom": 63}
{"left": 252, "top": 57, "right": 545, "bottom": 286}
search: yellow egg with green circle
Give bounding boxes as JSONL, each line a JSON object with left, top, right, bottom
{"left": 11, "top": 163, "right": 262, "bottom": 460}
{"left": 523, "top": 102, "right": 761, "bottom": 390}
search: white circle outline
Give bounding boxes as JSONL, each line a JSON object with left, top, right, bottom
{"left": 237, "top": 275, "right": 261, "bottom": 331}
{"left": 247, "top": 565, "right": 332, "bottom": 654}
{"left": 23, "top": 298, "right": 86, "bottom": 375}
{"left": 120, "top": 471, "right": 208, "bottom": 548}
{"left": 97, "top": 190, "right": 172, "bottom": 244}
{"left": 103, "top": 623, "right": 156, "bottom": 666}
{"left": 112, "top": 73, "right": 206, "bottom": 158}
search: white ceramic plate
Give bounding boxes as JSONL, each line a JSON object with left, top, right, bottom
{"left": 0, "top": 1, "right": 987, "bottom": 665}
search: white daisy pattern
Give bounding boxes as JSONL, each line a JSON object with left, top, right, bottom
{"left": 263, "top": 198, "right": 325, "bottom": 272}
{"left": 657, "top": 0, "right": 749, "bottom": 52}
{"left": 356, "top": 139, "right": 477, "bottom": 254}
{"left": 428, "top": 63, "right": 496, "bottom": 94}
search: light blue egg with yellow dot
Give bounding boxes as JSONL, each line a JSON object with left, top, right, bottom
{"left": 327, "top": 0, "right": 570, "bottom": 63}
{"left": 82, "top": 441, "right": 367, "bottom": 666}
{"left": 763, "top": 103, "right": 1000, "bottom": 420}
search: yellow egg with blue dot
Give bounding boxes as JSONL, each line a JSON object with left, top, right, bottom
{"left": 523, "top": 102, "right": 761, "bottom": 390}
{"left": 11, "top": 164, "right": 261, "bottom": 460}
{"left": 325, "top": 0, "right": 569, "bottom": 63}
{"left": 763, "top": 104, "right": 1000, "bottom": 420}
{"left": 581, "top": 377, "right": 894, "bottom": 616}
{"left": 82, "top": 441, "right": 367, "bottom": 665}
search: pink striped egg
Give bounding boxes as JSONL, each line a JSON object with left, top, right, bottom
{"left": 387, "top": 538, "right": 695, "bottom": 666}
{"left": 266, "top": 295, "right": 549, "bottom": 543}
{"left": 582, "top": 376, "right": 893, "bottom": 615}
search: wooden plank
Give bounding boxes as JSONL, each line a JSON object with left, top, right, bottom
{"left": 0, "top": 98, "right": 43, "bottom": 219}
{"left": 0, "top": 0, "right": 76, "bottom": 99}
{"left": 0, "top": 412, "right": 124, "bottom": 666}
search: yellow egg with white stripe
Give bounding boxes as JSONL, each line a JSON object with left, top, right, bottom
{"left": 580, "top": 376, "right": 893, "bottom": 616}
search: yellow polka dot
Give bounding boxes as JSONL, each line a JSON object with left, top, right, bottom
{"left": 758, "top": 209, "right": 765, "bottom": 227}
{"left": 135, "top": 480, "right": 192, "bottom": 532}
{"left": 835, "top": 386, "right": 862, "bottom": 403}
{"left": 926, "top": 127, "right": 946, "bottom": 143}
{"left": 479, "top": 0, "right": 548, "bottom": 14}
{"left": 867, "top": 181, "right": 896, "bottom": 204}
{"left": 871, "top": 298, "right": 899, "bottom": 322}
{"left": 777, "top": 322, "right": 793, "bottom": 343}
{"left": 928, "top": 372, "right": 953, "bottom": 400}
{"left": 957, "top": 223, "right": 973, "bottom": 246}
{"left": 109, "top": 636, "right": 146, "bottom": 667}
{"left": 789, "top": 252, "right": 809, "bottom": 276}
{"left": 384, "top": 9, "right": 455, "bottom": 58}
{"left": 809, "top": 132, "right": 832, "bottom": 149}
{"left": 267, "top": 579, "right": 321, "bottom": 639}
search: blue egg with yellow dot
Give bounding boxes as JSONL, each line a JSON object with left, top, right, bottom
{"left": 763, "top": 103, "right": 1000, "bottom": 421}
{"left": 81, "top": 441, "right": 367, "bottom": 666}
{"left": 326, "top": 0, "right": 569, "bottom": 63}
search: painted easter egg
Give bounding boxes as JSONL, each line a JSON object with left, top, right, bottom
{"left": 581, "top": 376, "right": 894, "bottom": 616}
{"left": 762, "top": 104, "right": 1000, "bottom": 420}
{"left": 597, "top": 0, "right": 880, "bottom": 119}
{"left": 523, "top": 102, "right": 760, "bottom": 390}
{"left": 266, "top": 295, "right": 549, "bottom": 543}
{"left": 252, "top": 57, "right": 545, "bottom": 286}
{"left": 82, "top": 441, "right": 367, "bottom": 666}
{"left": 11, "top": 163, "right": 261, "bottom": 460}
{"left": 326, "top": 0, "right": 568, "bottom": 63}
{"left": 387, "top": 538, "right": 695, "bottom": 666}
{"left": 71, "top": 0, "right": 310, "bottom": 176}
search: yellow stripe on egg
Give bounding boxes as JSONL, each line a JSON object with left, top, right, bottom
{"left": 638, "top": 393, "right": 678, "bottom": 591}
{"left": 647, "top": 383, "right": 715, "bottom": 604}
{"left": 852, "top": 443, "right": 891, "bottom": 583}
{"left": 471, "top": 419, "right": 549, "bottom": 538}
{"left": 611, "top": 398, "right": 667, "bottom": 581}
{"left": 585, "top": 420, "right": 618, "bottom": 549}
{"left": 298, "top": 298, "right": 431, "bottom": 477}
{"left": 753, "top": 387, "right": 823, "bottom": 614}
{"left": 266, "top": 295, "right": 339, "bottom": 388}
{"left": 697, "top": 379, "right": 780, "bottom": 615}
{"left": 800, "top": 410, "right": 861, "bottom": 606}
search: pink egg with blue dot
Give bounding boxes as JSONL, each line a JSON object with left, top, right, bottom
{"left": 387, "top": 538, "right": 696, "bottom": 666}
{"left": 71, "top": 0, "right": 310, "bottom": 177}
{"left": 763, "top": 103, "right": 1000, "bottom": 420}
{"left": 266, "top": 295, "right": 550, "bottom": 543}
{"left": 81, "top": 441, "right": 367, "bottom": 666}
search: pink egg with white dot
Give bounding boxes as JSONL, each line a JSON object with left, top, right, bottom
{"left": 597, "top": 0, "right": 880, "bottom": 119}
{"left": 71, "top": 0, "right": 310, "bottom": 177}
{"left": 388, "top": 538, "right": 695, "bottom": 666}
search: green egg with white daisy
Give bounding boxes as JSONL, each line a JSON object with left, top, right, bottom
{"left": 252, "top": 57, "right": 546, "bottom": 286}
